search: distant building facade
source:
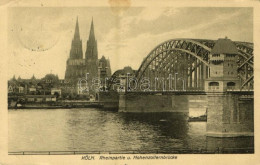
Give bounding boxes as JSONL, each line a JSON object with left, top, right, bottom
{"left": 7, "top": 73, "right": 82, "bottom": 104}
{"left": 98, "top": 56, "right": 112, "bottom": 82}
{"left": 8, "top": 74, "right": 61, "bottom": 96}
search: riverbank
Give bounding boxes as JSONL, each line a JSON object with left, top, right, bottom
{"left": 8, "top": 101, "right": 109, "bottom": 109}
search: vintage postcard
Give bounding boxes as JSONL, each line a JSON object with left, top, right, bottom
{"left": 0, "top": 0, "right": 260, "bottom": 164}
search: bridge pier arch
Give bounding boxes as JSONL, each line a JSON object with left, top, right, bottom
{"left": 118, "top": 92, "right": 189, "bottom": 115}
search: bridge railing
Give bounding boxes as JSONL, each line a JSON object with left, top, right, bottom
{"left": 226, "top": 89, "right": 254, "bottom": 92}
{"left": 118, "top": 89, "right": 206, "bottom": 93}
{"left": 8, "top": 147, "right": 254, "bottom": 155}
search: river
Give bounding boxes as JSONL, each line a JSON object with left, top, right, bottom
{"left": 9, "top": 108, "right": 206, "bottom": 152}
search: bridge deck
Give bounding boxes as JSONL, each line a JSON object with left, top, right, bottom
{"left": 119, "top": 89, "right": 254, "bottom": 95}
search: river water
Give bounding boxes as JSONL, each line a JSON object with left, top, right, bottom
{"left": 9, "top": 108, "right": 206, "bottom": 152}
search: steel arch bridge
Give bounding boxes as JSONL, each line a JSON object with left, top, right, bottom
{"left": 135, "top": 38, "right": 253, "bottom": 91}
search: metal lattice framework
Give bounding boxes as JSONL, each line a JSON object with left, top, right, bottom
{"left": 135, "top": 39, "right": 253, "bottom": 90}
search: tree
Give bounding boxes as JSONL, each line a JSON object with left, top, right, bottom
{"left": 54, "top": 92, "right": 60, "bottom": 98}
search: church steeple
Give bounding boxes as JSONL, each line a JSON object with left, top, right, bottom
{"left": 12, "top": 75, "right": 16, "bottom": 81}
{"left": 85, "top": 17, "right": 98, "bottom": 60}
{"left": 69, "top": 17, "right": 83, "bottom": 59}
{"left": 74, "top": 16, "right": 80, "bottom": 40}
{"left": 89, "top": 17, "right": 96, "bottom": 41}
{"left": 84, "top": 17, "right": 99, "bottom": 90}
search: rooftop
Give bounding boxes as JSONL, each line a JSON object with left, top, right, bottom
{"left": 112, "top": 66, "right": 136, "bottom": 77}
{"left": 211, "top": 38, "right": 238, "bottom": 54}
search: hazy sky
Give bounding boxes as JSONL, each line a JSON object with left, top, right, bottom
{"left": 8, "top": 7, "right": 253, "bottom": 79}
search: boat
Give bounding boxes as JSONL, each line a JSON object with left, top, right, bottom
{"left": 188, "top": 114, "right": 207, "bottom": 122}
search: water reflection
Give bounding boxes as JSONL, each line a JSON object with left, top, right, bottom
{"left": 206, "top": 136, "right": 254, "bottom": 152}
{"left": 118, "top": 113, "right": 190, "bottom": 151}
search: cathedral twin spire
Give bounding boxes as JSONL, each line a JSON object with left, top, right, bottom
{"left": 86, "top": 17, "right": 98, "bottom": 61}
{"left": 74, "top": 17, "right": 80, "bottom": 40}
{"left": 88, "top": 17, "right": 96, "bottom": 42}
{"left": 70, "top": 16, "right": 83, "bottom": 59}
{"left": 73, "top": 16, "right": 95, "bottom": 41}
{"left": 70, "top": 17, "right": 97, "bottom": 60}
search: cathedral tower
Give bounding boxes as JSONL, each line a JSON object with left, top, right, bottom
{"left": 85, "top": 18, "right": 99, "bottom": 84}
{"left": 65, "top": 17, "right": 85, "bottom": 82}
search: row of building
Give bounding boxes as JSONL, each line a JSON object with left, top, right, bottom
{"left": 8, "top": 65, "right": 136, "bottom": 99}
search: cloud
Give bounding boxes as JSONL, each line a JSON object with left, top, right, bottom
{"left": 172, "top": 10, "right": 245, "bottom": 37}
{"left": 137, "top": 8, "right": 164, "bottom": 21}
{"left": 135, "top": 8, "right": 180, "bottom": 22}
{"left": 101, "top": 7, "right": 253, "bottom": 73}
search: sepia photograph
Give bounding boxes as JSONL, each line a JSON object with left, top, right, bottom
{"left": 1, "top": 0, "right": 259, "bottom": 164}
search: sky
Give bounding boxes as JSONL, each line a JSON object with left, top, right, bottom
{"left": 8, "top": 7, "right": 253, "bottom": 79}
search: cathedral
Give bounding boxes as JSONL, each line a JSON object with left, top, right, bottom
{"left": 65, "top": 17, "right": 111, "bottom": 93}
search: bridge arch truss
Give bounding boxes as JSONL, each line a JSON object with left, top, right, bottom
{"left": 135, "top": 39, "right": 253, "bottom": 91}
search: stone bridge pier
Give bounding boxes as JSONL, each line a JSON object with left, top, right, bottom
{"left": 206, "top": 91, "right": 254, "bottom": 151}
